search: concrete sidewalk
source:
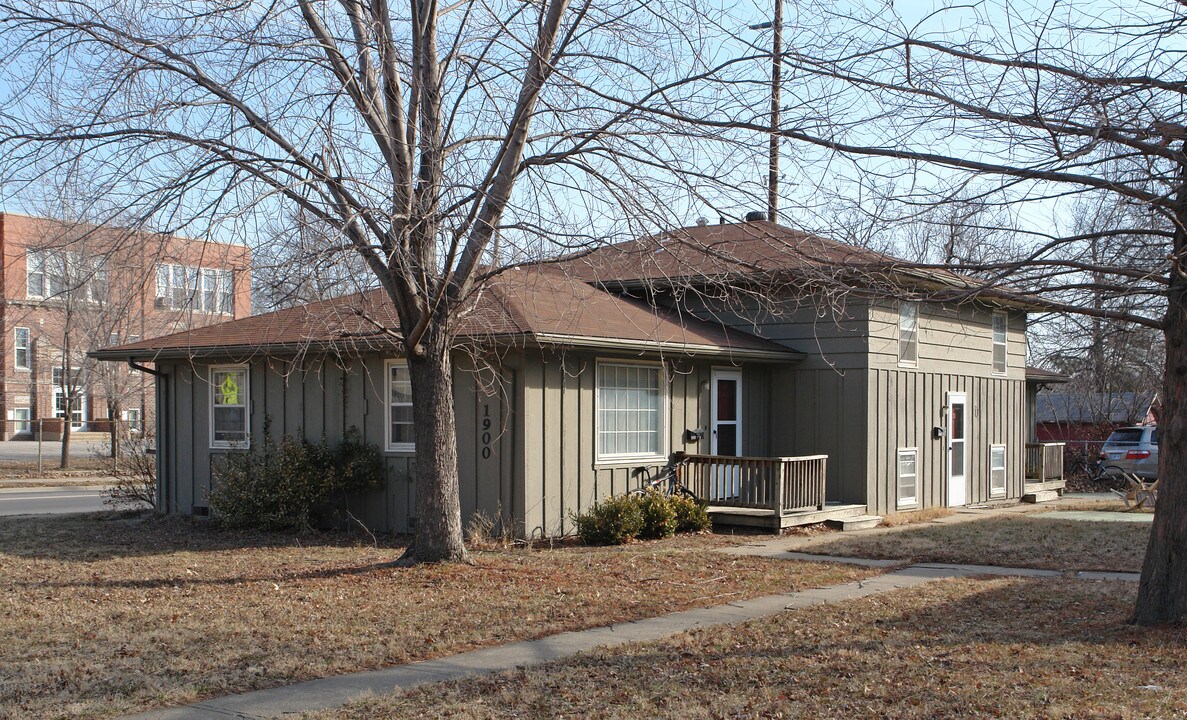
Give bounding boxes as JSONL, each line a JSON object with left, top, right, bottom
{"left": 121, "top": 558, "right": 1138, "bottom": 720}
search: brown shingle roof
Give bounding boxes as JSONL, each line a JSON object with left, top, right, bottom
{"left": 567, "top": 220, "right": 1037, "bottom": 307}
{"left": 91, "top": 265, "right": 799, "bottom": 362}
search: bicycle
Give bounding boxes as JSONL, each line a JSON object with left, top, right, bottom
{"left": 630, "top": 452, "right": 700, "bottom": 502}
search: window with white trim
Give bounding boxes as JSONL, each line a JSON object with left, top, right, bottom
{"left": 897, "top": 448, "right": 918, "bottom": 508}
{"left": 156, "top": 263, "right": 234, "bottom": 313}
{"left": 992, "top": 313, "right": 1007, "bottom": 374}
{"left": 898, "top": 302, "right": 919, "bottom": 365}
{"left": 990, "top": 444, "right": 1007, "bottom": 497}
{"left": 26, "top": 249, "right": 105, "bottom": 301}
{"left": 10, "top": 408, "right": 30, "bottom": 434}
{"left": 597, "top": 362, "right": 665, "bottom": 460}
{"left": 14, "top": 327, "right": 29, "bottom": 370}
{"left": 210, "top": 366, "right": 249, "bottom": 448}
{"left": 386, "top": 360, "right": 415, "bottom": 452}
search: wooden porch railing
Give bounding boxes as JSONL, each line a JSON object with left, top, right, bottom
{"left": 679, "top": 454, "right": 828, "bottom": 514}
{"left": 1025, "top": 442, "right": 1064, "bottom": 482}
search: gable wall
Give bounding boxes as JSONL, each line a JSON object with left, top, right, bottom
{"left": 864, "top": 301, "right": 1029, "bottom": 514}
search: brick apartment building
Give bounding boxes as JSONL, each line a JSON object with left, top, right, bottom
{"left": 0, "top": 212, "right": 252, "bottom": 439}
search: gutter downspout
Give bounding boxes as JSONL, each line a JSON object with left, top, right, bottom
{"left": 128, "top": 360, "right": 168, "bottom": 513}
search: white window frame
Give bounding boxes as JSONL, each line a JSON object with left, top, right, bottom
{"left": 898, "top": 302, "right": 919, "bottom": 367}
{"left": 595, "top": 360, "right": 668, "bottom": 463}
{"left": 26, "top": 249, "right": 46, "bottom": 298}
{"left": 209, "top": 364, "right": 250, "bottom": 449}
{"left": 14, "top": 327, "right": 29, "bottom": 371}
{"left": 385, "top": 359, "right": 415, "bottom": 453}
{"left": 157, "top": 263, "right": 234, "bottom": 314}
{"left": 897, "top": 448, "right": 918, "bottom": 508}
{"left": 990, "top": 444, "right": 1007, "bottom": 497}
{"left": 9, "top": 408, "right": 30, "bottom": 435}
{"left": 992, "top": 312, "right": 1007, "bottom": 375}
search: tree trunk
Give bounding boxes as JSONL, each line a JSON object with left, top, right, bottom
{"left": 60, "top": 400, "right": 71, "bottom": 470}
{"left": 1132, "top": 165, "right": 1187, "bottom": 625}
{"left": 398, "top": 326, "right": 472, "bottom": 565}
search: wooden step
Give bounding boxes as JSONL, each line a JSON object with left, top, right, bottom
{"left": 708, "top": 503, "right": 867, "bottom": 531}
{"left": 828, "top": 514, "right": 883, "bottom": 532}
{"left": 1022, "top": 490, "right": 1060, "bottom": 504}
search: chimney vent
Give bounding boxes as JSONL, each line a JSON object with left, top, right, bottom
{"left": 696, "top": 217, "right": 708, "bottom": 226}
{"left": 745, "top": 210, "right": 767, "bottom": 222}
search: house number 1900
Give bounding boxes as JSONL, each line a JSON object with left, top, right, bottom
{"left": 481, "top": 403, "right": 492, "bottom": 459}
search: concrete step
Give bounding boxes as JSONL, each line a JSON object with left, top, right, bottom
{"left": 828, "top": 514, "right": 883, "bottom": 532}
{"left": 1022, "top": 490, "right": 1060, "bottom": 504}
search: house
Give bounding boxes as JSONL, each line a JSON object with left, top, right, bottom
{"left": 91, "top": 220, "right": 1063, "bottom": 535}
{"left": 1034, "top": 391, "right": 1157, "bottom": 442}
{"left": 0, "top": 212, "right": 252, "bottom": 439}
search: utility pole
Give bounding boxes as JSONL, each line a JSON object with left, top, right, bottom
{"left": 751, "top": 0, "right": 783, "bottom": 224}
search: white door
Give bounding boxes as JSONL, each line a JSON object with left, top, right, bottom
{"left": 710, "top": 370, "right": 742, "bottom": 500}
{"left": 947, "top": 392, "right": 968, "bottom": 507}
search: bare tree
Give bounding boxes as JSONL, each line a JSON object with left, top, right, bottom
{"left": 0, "top": 0, "right": 763, "bottom": 563}
{"left": 687, "top": 0, "right": 1185, "bottom": 624}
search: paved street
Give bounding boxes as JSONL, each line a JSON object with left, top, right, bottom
{"left": 0, "top": 486, "right": 111, "bottom": 516}
{"left": 0, "top": 439, "right": 108, "bottom": 464}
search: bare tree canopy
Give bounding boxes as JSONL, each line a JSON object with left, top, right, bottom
{"left": 0, "top": 0, "right": 780, "bottom": 563}
{"left": 701, "top": 0, "right": 1184, "bottom": 625}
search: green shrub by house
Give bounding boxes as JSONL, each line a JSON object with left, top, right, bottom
{"left": 635, "top": 489, "right": 678, "bottom": 539}
{"left": 572, "top": 494, "right": 644, "bottom": 545}
{"left": 210, "top": 427, "right": 383, "bottom": 530}
{"left": 574, "top": 492, "right": 711, "bottom": 545}
{"left": 669, "top": 494, "right": 712, "bottom": 533}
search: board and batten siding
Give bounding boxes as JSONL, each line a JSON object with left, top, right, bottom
{"left": 864, "top": 301, "right": 1028, "bottom": 514}
{"left": 513, "top": 349, "right": 770, "bottom": 538}
{"left": 155, "top": 353, "right": 515, "bottom": 535}
{"left": 866, "top": 369, "right": 1026, "bottom": 514}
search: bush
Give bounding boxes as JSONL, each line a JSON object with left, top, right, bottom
{"left": 670, "top": 494, "right": 712, "bottom": 533}
{"left": 635, "top": 490, "right": 678, "bottom": 540}
{"left": 573, "top": 494, "right": 643, "bottom": 545}
{"left": 209, "top": 427, "right": 384, "bottom": 530}
{"left": 102, "top": 433, "right": 157, "bottom": 509}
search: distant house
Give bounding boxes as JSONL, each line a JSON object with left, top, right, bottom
{"left": 1035, "top": 391, "right": 1158, "bottom": 442}
{"left": 92, "top": 220, "right": 1061, "bottom": 536}
{"left": 0, "top": 212, "right": 252, "bottom": 439}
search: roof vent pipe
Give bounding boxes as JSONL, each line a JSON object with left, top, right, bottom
{"left": 744, "top": 210, "right": 767, "bottom": 222}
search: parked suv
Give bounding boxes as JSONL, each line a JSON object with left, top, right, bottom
{"left": 1099, "top": 426, "right": 1160, "bottom": 479}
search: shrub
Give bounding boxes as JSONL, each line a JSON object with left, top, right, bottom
{"left": 209, "top": 427, "right": 384, "bottom": 530}
{"left": 670, "top": 494, "right": 712, "bottom": 533}
{"left": 635, "top": 490, "right": 678, "bottom": 539}
{"left": 573, "top": 494, "right": 643, "bottom": 545}
{"left": 101, "top": 433, "right": 157, "bottom": 509}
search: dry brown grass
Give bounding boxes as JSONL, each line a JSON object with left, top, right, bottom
{"left": 0, "top": 512, "right": 875, "bottom": 719}
{"left": 878, "top": 506, "right": 955, "bottom": 527}
{"left": 803, "top": 514, "right": 1150, "bottom": 572}
{"left": 307, "top": 577, "right": 1187, "bottom": 720}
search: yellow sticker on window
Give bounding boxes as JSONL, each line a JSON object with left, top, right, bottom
{"left": 220, "top": 374, "right": 240, "bottom": 405}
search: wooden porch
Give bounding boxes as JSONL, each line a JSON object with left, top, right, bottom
{"left": 678, "top": 453, "right": 874, "bottom": 531}
{"left": 1024, "top": 442, "right": 1065, "bottom": 501}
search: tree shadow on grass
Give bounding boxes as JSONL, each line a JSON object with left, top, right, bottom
{"left": 0, "top": 509, "right": 408, "bottom": 562}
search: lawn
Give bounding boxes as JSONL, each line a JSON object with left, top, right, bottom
{"left": 0, "top": 512, "right": 874, "bottom": 719}
{"left": 308, "top": 577, "right": 1187, "bottom": 719}
{"left": 800, "top": 513, "right": 1151, "bottom": 572}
